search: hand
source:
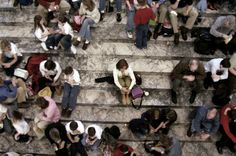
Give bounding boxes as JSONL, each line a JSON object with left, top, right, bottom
{"left": 121, "top": 87, "right": 128, "bottom": 93}
{"left": 183, "top": 9, "right": 189, "bottom": 16}
{"left": 183, "top": 75, "right": 195, "bottom": 81}
{"left": 222, "top": 34, "right": 229, "bottom": 40}
{"left": 45, "top": 75, "right": 52, "bottom": 81}
{"left": 155, "top": 3, "right": 160, "bottom": 8}
{"left": 59, "top": 141, "right": 65, "bottom": 149}
{"left": 49, "top": 4, "right": 56, "bottom": 11}
{"left": 54, "top": 5, "right": 59, "bottom": 11}
{"left": 53, "top": 143, "right": 58, "bottom": 151}
{"left": 3, "top": 63, "right": 11, "bottom": 68}
{"left": 161, "top": 123, "right": 166, "bottom": 128}
{"left": 11, "top": 77, "right": 17, "bottom": 87}
{"left": 200, "top": 133, "right": 210, "bottom": 140}
{"left": 212, "top": 74, "right": 220, "bottom": 81}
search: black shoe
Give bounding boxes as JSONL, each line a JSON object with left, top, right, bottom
{"left": 100, "top": 13, "right": 105, "bottom": 21}
{"left": 215, "top": 143, "right": 223, "bottom": 154}
{"left": 61, "top": 109, "right": 67, "bottom": 117}
{"left": 174, "top": 33, "right": 180, "bottom": 45}
{"left": 66, "top": 109, "right": 73, "bottom": 118}
{"left": 116, "top": 13, "right": 122, "bottom": 22}
{"left": 82, "top": 42, "right": 90, "bottom": 50}
{"left": 181, "top": 26, "right": 189, "bottom": 41}
{"left": 187, "top": 126, "right": 192, "bottom": 137}
{"left": 189, "top": 91, "right": 197, "bottom": 104}
{"left": 13, "top": 0, "right": 19, "bottom": 7}
{"left": 153, "top": 23, "right": 163, "bottom": 39}
{"left": 171, "top": 90, "right": 177, "bottom": 104}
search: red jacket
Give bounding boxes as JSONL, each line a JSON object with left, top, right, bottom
{"left": 134, "top": 7, "right": 156, "bottom": 26}
{"left": 112, "top": 143, "right": 142, "bottom": 156}
{"left": 220, "top": 103, "right": 236, "bottom": 143}
{"left": 38, "top": 0, "right": 61, "bottom": 9}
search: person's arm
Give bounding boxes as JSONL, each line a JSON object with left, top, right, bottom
{"left": 229, "top": 67, "right": 236, "bottom": 76}
{"left": 210, "top": 114, "right": 220, "bottom": 134}
{"left": 113, "top": 68, "right": 123, "bottom": 89}
{"left": 220, "top": 69, "right": 229, "bottom": 80}
{"left": 170, "top": 0, "right": 180, "bottom": 10}
{"left": 45, "top": 126, "right": 55, "bottom": 144}
{"left": 53, "top": 62, "right": 62, "bottom": 82}
{"left": 39, "top": 61, "right": 46, "bottom": 77}
{"left": 171, "top": 60, "right": 185, "bottom": 80}
{"left": 7, "top": 53, "right": 17, "bottom": 67}
{"left": 126, "top": 0, "right": 132, "bottom": 10}
{"left": 128, "top": 68, "right": 136, "bottom": 90}
{"left": 196, "top": 63, "right": 206, "bottom": 80}
{"left": 210, "top": 17, "right": 226, "bottom": 38}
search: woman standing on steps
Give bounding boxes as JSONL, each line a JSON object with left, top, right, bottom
{"left": 74, "top": 0, "right": 101, "bottom": 50}
{"left": 113, "top": 59, "right": 136, "bottom": 105}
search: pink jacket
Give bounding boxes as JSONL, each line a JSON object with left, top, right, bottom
{"left": 40, "top": 96, "right": 61, "bottom": 123}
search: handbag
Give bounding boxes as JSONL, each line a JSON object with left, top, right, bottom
{"left": 38, "top": 87, "right": 52, "bottom": 97}
{"left": 130, "top": 85, "right": 144, "bottom": 110}
{"left": 14, "top": 68, "right": 29, "bottom": 80}
{"left": 72, "top": 15, "right": 85, "bottom": 32}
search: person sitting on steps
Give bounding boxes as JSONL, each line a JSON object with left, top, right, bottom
{"left": 113, "top": 59, "right": 136, "bottom": 105}
{"left": 168, "top": 0, "right": 199, "bottom": 45}
{"left": 187, "top": 106, "right": 220, "bottom": 141}
{"left": 216, "top": 103, "right": 236, "bottom": 154}
{"left": 171, "top": 58, "right": 206, "bottom": 104}
{"left": 204, "top": 58, "right": 231, "bottom": 89}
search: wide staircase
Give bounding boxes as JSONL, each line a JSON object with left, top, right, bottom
{"left": 0, "top": 0, "right": 236, "bottom": 155}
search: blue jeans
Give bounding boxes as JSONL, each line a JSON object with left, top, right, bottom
{"left": 78, "top": 18, "right": 95, "bottom": 41}
{"left": 197, "top": 0, "right": 207, "bottom": 13}
{"left": 61, "top": 83, "right": 80, "bottom": 110}
{"left": 135, "top": 24, "right": 148, "bottom": 49}
{"left": 126, "top": 6, "right": 135, "bottom": 32}
{"left": 99, "top": 0, "right": 122, "bottom": 12}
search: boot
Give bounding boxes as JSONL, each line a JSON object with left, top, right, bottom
{"left": 171, "top": 90, "right": 177, "bottom": 104}
{"left": 174, "top": 33, "right": 180, "bottom": 45}
{"left": 189, "top": 91, "right": 197, "bottom": 104}
{"left": 153, "top": 23, "right": 163, "bottom": 39}
{"left": 181, "top": 26, "right": 189, "bottom": 41}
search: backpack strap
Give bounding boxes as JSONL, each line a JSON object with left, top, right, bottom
{"left": 131, "top": 95, "right": 143, "bottom": 110}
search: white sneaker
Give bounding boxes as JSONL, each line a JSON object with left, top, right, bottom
{"left": 127, "top": 32, "right": 133, "bottom": 39}
{"left": 71, "top": 45, "right": 77, "bottom": 54}
{"left": 41, "top": 42, "right": 49, "bottom": 51}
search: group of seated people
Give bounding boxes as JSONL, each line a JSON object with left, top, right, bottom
{"left": 0, "top": 0, "right": 236, "bottom": 155}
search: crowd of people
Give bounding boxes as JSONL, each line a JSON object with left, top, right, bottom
{"left": 0, "top": 0, "right": 236, "bottom": 155}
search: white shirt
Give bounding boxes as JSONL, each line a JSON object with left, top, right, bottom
{"left": 64, "top": 69, "right": 81, "bottom": 86}
{"left": 66, "top": 120, "right": 85, "bottom": 135}
{"left": 13, "top": 119, "right": 30, "bottom": 134}
{"left": 58, "top": 22, "right": 74, "bottom": 38}
{"left": 0, "top": 43, "right": 22, "bottom": 58}
{"left": 113, "top": 66, "right": 136, "bottom": 90}
{"left": 204, "top": 58, "right": 229, "bottom": 81}
{"left": 39, "top": 60, "right": 62, "bottom": 82}
{"left": 0, "top": 104, "right": 7, "bottom": 113}
{"left": 34, "top": 26, "right": 49, "bottom": 42}
{"left": 85, "top": 124, "right": 103, "bottom": 140}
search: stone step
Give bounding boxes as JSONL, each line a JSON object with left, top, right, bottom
{"left": 21, "top": 104, "right": 209, "bottom": 124}
{"left": 7, "top": 39, "right": 225, "bottom": 59}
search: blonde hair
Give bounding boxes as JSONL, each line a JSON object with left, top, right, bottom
{"left": 0, "top": 40, "right": 10, "bottom": 51}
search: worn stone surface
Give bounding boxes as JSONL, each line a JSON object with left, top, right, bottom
{"left": 0, "top": 0, "right": 235, "bottom": 156}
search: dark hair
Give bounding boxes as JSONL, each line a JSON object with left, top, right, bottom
{"left": 58, "top": 13, "right": 68, "bottom": 23}
{"left": 158, "top": 135, "right": 172, "bottom": 150}
{"left": 145, "top": 109, "right": 160, "bottom": 121}
{"left": 119, "top": 144, "right": 129, "bottom": 153}
{"left": 70, "top": 121, "right": 78, "bottom": 131}
{"left": 137, "top": 0, "right": 146, "bottom": 6}
{"left": 228, "top": 109, "right": 236, "bottom": 121}
{"left": 116, "top": 59, "right": 129, "bottom": 70}
{"left": 49, "top": 128, "right": 61, "bottom": 142}
{"left": 36, "top": 97, "right": 49, "bottom": 109}
{"left": 220, "top": 58, "right": 231, "bottom": 68}
{"left": 12, "top": 110, "right": 23, "bottom": 120}
{"left": 82, "top": 0, "right": 95, "bottom": 12}
{"left": 64, "top": 66, "right": 73, "bottom": 75}
{"left": 45, "top": 60, "right": 56, "bottom": 70}
{"left": 166, "top": 109, "right": 177, "bottom": 122}
{"left": 34, "top": 15, "right": 44, "bottom": 32}
{"left": 88, "top": 127, "right": 96, "bottom": 137}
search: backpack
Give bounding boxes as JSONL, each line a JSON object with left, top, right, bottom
{"left": 194, "top": 30, "right": 215, "bottom": 55}
{"left": 128, "top": 119, "right": 150, "bottom": 137}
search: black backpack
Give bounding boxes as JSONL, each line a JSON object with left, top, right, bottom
{"left": 14, "top": 0, "right": 33, "bottom": 9}
{"left": 194, "top": 30, "right": 215, "bottom": 55}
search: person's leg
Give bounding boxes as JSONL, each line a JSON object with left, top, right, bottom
{"left": 190, "top": 80, "right": 204, "bottom": 104}
{"left": 171, "top": 78, "right": 182, "bottom": 103}
{"left": 3, "top": 117, "right": 13, "bottom": 134}
{"left": 99, "top": 0, "right": 106, "bottom": 13}
{"left": 118, "top": 77, "right": 127, "bottom": 104}
{"left": 83, "top": 18, "right": 95, "bottom": 42}
{"left": 68, "top": 85, "right": 80, "bottom": 110}
{"left": 204, "top": 72, "right": 213, "bottom": 89}
{"left": 16, "top": 78, "right": 27, "bottom": 103}
{"left": 116, "top": 0, "right": 122, "bottom": 13}
{"left": 71, "top": 142, "right": 88, "bottom": 156}
{"left": 227, "top": 72, "right": 236, "bottom": 94}
{"left": 78, "top": 18, "right": 94, "bottom": 41}
{"left": 59, "top": 0, "right": 71, "bottom": 13}
{"left": 61, "top": 83, "right": 71, "bottom": 110}
{"left": 124, "top": 76, "right": 132, "bottom": 104}
{"left": 185, "top": 7, "right": 198, "bottom": 30}
{"left": 126, "top": 5, "right": 135, "bottom": 33}
{"left": 142, "top": 24, "right": 149, "bottom": 48}
{"left": 197, "top": 0, "right": 207, "bottom": 13}
{"left": 34, "top": 120, "right": 50, "bottom": 139}
{"left": 53, "top": 34, "right": 65, "bottom": 47}
{"left": 135, "top": 25, "right": 144, "bottom": 49}
{"left": 59, "top": 35, "right": 72, "bottom": 51}
{"left": 169, "top": 8, "right": 181, "bottom": 44}
{"left": 90, "top": 139, "right": 102, "bottom": 150}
